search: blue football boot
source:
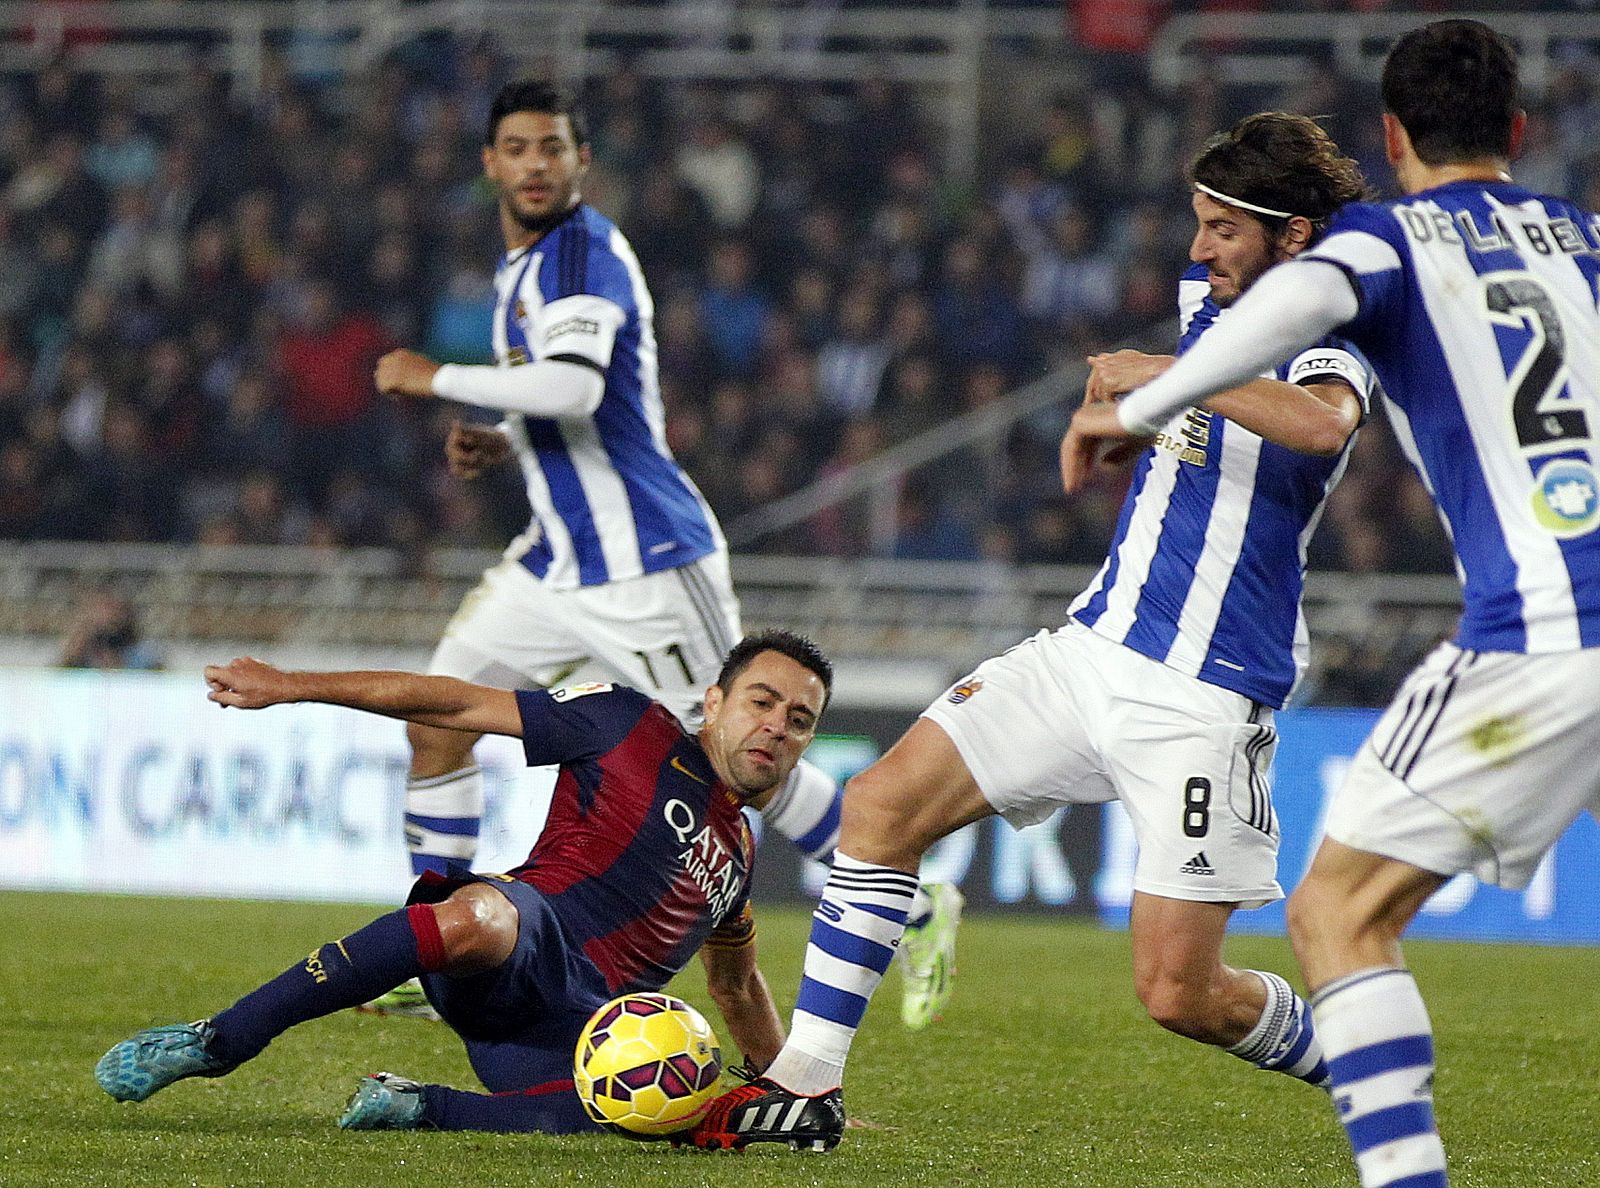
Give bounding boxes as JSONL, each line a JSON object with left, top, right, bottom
{"left": 338, "top": 1072, "right": 428, "bottom": 1130}
{"left": 95, "top": 1020, "right": 235, "bottom": 1102}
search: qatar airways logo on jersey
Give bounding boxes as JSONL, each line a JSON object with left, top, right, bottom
{"left": 663, "top": 798, "right": 743, "bottom": 919}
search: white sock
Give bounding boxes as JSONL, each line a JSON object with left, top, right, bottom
{"left": 404, "top": 765, "right": 483, "bottom": 876}
{"left": 1227, "top": 970, "right": 1330, "bottom": 1087}
{"left": 1313, "top": 967, "right": 1448, "bottom": 1188}
{"left": 760, "top": 758, "right": 841, "bottom": 863}
{"left": 764, "top": 852, "right": 917, "bottom": 1094}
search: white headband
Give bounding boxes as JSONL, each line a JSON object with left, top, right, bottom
{"left": 1193, "top": 181, "right": 1299, "bottom": 221}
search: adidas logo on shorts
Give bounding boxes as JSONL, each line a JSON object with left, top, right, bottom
{"left": 1180, "top": 851, "right": 1215, "bottom": 876}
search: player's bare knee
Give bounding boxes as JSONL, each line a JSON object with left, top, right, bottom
{"left": 435, "top": 884, "right": 519, "bottom": 973}
{"left": 1285, "top": 881, "right": 1331, "bottom": 950}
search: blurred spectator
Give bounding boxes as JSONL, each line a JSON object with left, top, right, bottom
{"left": 931, "top": 237, "right": 1029, "bottom": 370}
{"left": 816, "top": 288, "right": 891, "bottom": 417}
{"left": 700, "top": 238, "right": 770, "bottom": 378}
{"left": 676, "top": 115, "right": 760, "bottom": 228}
{"left": 273, "top": 277, "right": 389, "bottom": 499}
{"left": 1021, "top": 204, "right": 1120, "bottom": 339}
{"left": 60, "top": 589, "right": 162, "bottom": 670}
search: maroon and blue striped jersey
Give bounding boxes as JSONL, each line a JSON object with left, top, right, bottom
{"left": 510, "top": 683, "right": 756, "bottom": 995}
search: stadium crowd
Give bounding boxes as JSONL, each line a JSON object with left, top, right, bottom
{"left": 1, "top": 22, "right": 1596, "bottom": 575}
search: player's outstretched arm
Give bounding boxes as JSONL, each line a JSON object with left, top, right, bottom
{"left": 700, "top": 916, "right": 784, "bottom": 1074}
{"left": 1114, "top": 257, "right": 1358, "bottom": 435}
{"left": 203, "top": 657, "right": 523, "bottom": 736}
{"left": 1087, "top": 348, "right": 1358, "bottom": 457}
{"left": 1203, "top": 378, "right": 1361, "bottom": 457}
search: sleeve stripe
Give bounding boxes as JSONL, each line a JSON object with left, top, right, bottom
{"left": 546, "top": 352, "right": 606, "bottom": 376}
{"left": 558, "top": 216, "right": 588, "bottom": 298}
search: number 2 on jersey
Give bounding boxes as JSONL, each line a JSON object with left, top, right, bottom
{"left": 1483, "top": 273, "right": 1592, "bottom": 451}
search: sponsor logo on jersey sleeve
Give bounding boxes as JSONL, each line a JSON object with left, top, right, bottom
{"left": 546, "top": 315, "right": 601, "bottom": 341}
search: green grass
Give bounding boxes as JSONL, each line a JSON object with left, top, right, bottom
{"left": 1, "top": 893, "right": 1596, "bottom": 1187}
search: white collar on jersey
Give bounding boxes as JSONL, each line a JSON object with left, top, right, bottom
{"left": 1193, "top": 182, "right": 1298, "bottom": 221}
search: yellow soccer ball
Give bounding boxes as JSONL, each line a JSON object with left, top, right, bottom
{"left": 573, "top": 992, "right": 723, "bottom": 1137}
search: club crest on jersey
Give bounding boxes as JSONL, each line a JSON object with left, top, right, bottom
{"left": 552, "top": 682, "right": 614, "bottom": 701}
{"left": 947, "top": 676, "right": 983, "bottom": 704}
{"left": 1530, "top": 458, "right": 1600, "bottom": 537}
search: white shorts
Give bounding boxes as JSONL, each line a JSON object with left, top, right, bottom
{"left": 921, "top": 621, "right": 1282, "bottom": 907}
{"left": 1324, "top": 641, "right": 1600, "bottom": 890}
{"left": 428, "top": 552, "right": 742, "bottom": 728}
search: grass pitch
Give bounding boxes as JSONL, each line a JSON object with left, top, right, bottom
{"left": 2, "top": 892, "right": 1596, "bottom": 1187}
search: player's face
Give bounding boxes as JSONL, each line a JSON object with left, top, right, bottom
{"left": 701, "top": 652, "right": 826, "bottom": 799}
{"left": 1189, "top": 191, "right": 1279, "bottom": 307}
{"left": 482, "top": 110, "right": 589, "bottom": 233}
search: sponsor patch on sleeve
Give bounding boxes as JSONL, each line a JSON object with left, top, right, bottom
{"left": 543, "top": 315, "right": 600, "bottom": 342}
{"left": 1285, "top": 348, "right": 1367, "bottom": 394}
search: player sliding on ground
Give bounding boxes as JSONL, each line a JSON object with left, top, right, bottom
{"left": 96, "top": 632, "right": 827, "bottom": 1136}
{"left": 685, "top": 113, "right": 1374, "bottom": 1153}
{"left": 1063, "top": 21, "right": 1600, "bottom": 1188}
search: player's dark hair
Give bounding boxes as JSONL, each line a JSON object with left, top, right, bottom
{"left": 1381, "top": 20, "right": 1519, "bottom": 166}
{"left": 716, "top": 630, "right": 833, "bottom": 709}
{"left": 1188, "top": 112, "right": 1374, "bottom": 236}
{"left": 486, "top": 79, "right": 588, "bottom": 146}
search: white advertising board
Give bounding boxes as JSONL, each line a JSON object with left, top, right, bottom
{"left": 0, "top": 669, "right": 554, "bottom": 904}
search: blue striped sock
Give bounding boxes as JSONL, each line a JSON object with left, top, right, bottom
{"left": 765, "top": 853, "right": 917, "bottom": 1094}
{"left": 404, "top": 766, "right": 483, "bottom": 876}
{"left": 1229, "top": 970, "right": 1330, "bottom": 1088}
{"left": 1314, "top": 967, "right": 1448, "bottom": 1188}
{"left": 759, "top": 759, "right": 842, "bottom": 863}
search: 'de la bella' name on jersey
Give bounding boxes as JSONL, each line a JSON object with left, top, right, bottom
{"left": 663, "top": 797, "right": 743, "bottom": 919}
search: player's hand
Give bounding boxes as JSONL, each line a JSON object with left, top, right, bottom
{"left": 1060, "top": 402, "right": 1153, "bottom": 494}
{"left": 375, "top": 348, "right": 441, "bottom": 399}
{"left": 1085, "top": 350, "right": 1174, "bottom": 405}
{"left": 204, "top": 657, "right": 299, "bottom": 710}
{"left": 445, "top": 420, "right": 513, "bottom": 478}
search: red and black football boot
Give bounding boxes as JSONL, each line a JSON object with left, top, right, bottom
{"left": 681, "top": 1077, "right": 844, "bottom": 1152}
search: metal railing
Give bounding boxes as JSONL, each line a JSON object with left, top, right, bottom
{"left": 0, "top": 0, "right": 1062, "bottom": 187}
{"left": 0, "top": 539, "right": 1462, "bottom": 706}
{"left": 1149, "top": 10, "right": 1600, "bottom": 92}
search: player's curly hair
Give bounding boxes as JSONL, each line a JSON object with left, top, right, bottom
{"left": 1188, "top": 112, "right": 1374, "bottom": 236}
{"left": 1382, "top": 20, "right": 1519, "bottom": 166}
{"left": 486, "top": 79, "right": 588, "bottom": 146}
{"left": 716, "top": 630, "right": 834, "bottom": 710}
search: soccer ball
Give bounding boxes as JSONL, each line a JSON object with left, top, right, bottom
{"left": 573, "top": 992, "right": 723, "bottom": 1137}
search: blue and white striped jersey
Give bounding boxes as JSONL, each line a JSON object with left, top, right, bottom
{"left": 1304, "top": 181, "right": 1600, "bottom": 652}
{"left": 1070, "top": 263, "right": 1375, "bottom": 707}
{"left": 494, "top": 203, "right": 723, "bottom": 588}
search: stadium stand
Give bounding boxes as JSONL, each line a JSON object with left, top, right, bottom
{"left": 2, "top": 1, "right": 1598, "bottom": 702}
